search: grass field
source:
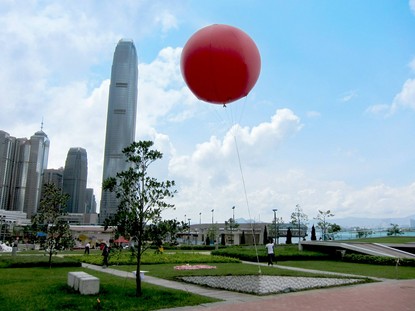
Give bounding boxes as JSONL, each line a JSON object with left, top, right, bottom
{"left": 1, "top": 236, "right": 414, "bottom": 310}
{"left": 0, "top": 267, "right": 219, "bottom": 311}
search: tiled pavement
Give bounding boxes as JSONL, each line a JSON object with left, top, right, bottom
{"left": 82, "top": 262, "right": 415, "bottom": 311}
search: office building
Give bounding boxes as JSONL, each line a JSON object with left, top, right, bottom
{"left": 100, "top": 39, "right": 138, "bottom": 222}
{"left": 63, "top": 147, "right": 88, "bottom": 214}
{"left": 0, "top": 128, "right": 49, "bottom": 219}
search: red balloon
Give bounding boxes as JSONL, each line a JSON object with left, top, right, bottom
{"left": 181, "top": 24, "right": 261, "bottom": 105}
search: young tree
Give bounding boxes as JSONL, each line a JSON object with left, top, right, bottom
{"left": 31, "top": 183, "right": 75, "bottom": 267}
{"left": 315, "top": 210, "right": 335, "bottom": 240}
{"left": 290, "top": 204, "right": 308, "bottom": 246}
{"left": 387, "top": 223, "right": 403, "bottom": 236}
{"left": 102, "top": 141, "right": 177, "bottom": 297}
{"left": 225, "top": 217, "right": 239, "bottom": 245}
{"left": 268, "top": 216, "right": 283, "bottom": 244}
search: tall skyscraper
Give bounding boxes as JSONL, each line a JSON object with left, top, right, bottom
{"left": 63, "top": 147, "right": 88, "bottom": 214}
{"left": 100, "top": 39, "right": 138, "bottom": 222}
{"left": 25, "top": 129, "right": 50, "bottom": 218}
{"left": 0, "top": 128, "right": 49, "bottom": 218}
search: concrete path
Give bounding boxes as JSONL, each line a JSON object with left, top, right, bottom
{"left": 82, "top": 263, "right": 415, "bottom": 311}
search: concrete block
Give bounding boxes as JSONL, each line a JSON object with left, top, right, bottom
{"left": 68, "top": 272, "right": 89, "bottom": 288}
{"left": 79, "top": 276, "right": 100, "bottom": 295}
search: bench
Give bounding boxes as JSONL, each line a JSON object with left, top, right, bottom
{"left": 68, "top": 271, "right": 100, "bottom": 295}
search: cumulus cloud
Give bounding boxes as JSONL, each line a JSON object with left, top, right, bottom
{"left": 410, "top": 0, "right": 415, "bottom": 15}
{"left": 366, "top": 79, "right": 415, "bottom": 116}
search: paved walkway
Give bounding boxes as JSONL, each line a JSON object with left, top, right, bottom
{"left": 82, "top": 263, "right": 415, "bottom": 311}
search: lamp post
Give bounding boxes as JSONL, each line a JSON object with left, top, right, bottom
{"left": 272, "top": 209, "right": 278, "bottom": 245}
{"left": 211, "top": 209, "right": 214, "bottom": 225}
{"left": 188, "top": 218, "right": 191, "bottom": 245}
{"left": 231, "top": 206, "right": 235, "bottom": 245}
{"left": 296, "top": 204, "right": 302, "bottom": 250}
{"left": 199, "top": 212, "right": 202, "bottom": 225}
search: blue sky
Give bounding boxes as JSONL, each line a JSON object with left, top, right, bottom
{"left": 1, "top": 1, "right": 415, "bottom": 226}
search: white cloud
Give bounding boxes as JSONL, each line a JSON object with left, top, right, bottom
{"left": 366, "top": 79, "right": 415, "bottom": 116}
{"left": 390, "top": 79, "right": 415, "bottom": 112}
{"left": 410, "top": 0, "right": 415, "bottom": 15}
{"left": 339, "top": 90, "right": 358, "bottom": 103}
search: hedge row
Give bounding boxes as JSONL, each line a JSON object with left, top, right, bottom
{"left": 211, "top": 246, "right": 330, "bottom": 262}
{"left": 79, "top": 250, "right": 240, "bottom": 266}
{"left": 0, "top": 255, "right": 81, "bottom": 268}
{"left": 343, "top": 254, "right": 415, "bottom": 267}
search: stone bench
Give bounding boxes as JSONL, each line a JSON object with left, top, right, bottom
{"left": 68, "top": 271, "right": 100, "bottom": 295}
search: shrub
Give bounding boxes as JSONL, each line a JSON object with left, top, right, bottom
{"left": 79, "top": 250, "right": 240, "bottom": 266}
{"left": 342, "top": 254, "right": 415, "bottom": 267}
{"left": 211, "top": 245, "right": 330, "bottom": 262}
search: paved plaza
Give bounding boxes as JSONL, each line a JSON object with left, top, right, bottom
{"left": 83, "top": 262, "right": 415, "bottom": 311}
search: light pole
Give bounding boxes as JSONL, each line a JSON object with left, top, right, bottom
{"left": 272, "top": 209, "right": 278, "bottom": 244}
{"left": 188, "top": 218, "right": 191, "bottom": 245}
{"left": 296, "top": 204, "right": 302, "bottom": 249}
{"left": 211, "top": 209, "right": 214, "bottom": 225}
{"left": 199, "top": 212, "right": 202, "bottom": 225}
{"left": 231, "top": 206, "right": 235, "bottom": 245}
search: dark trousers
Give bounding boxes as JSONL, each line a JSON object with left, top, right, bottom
{"left": 267, "top": 253, "right": 274, "bottom": 265}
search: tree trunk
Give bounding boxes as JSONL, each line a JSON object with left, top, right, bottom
{"left": 135, "top": 241, "right": 142, "bottom": 297}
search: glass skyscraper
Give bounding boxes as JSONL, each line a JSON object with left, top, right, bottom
{"left": 0, "top": 128, "right": 49, "bottom": 218}
{"left": 100, "top": 39, "right": 138, "bottom": 222}
{"left": 63, "top": 147, "right": 88, "bottom": 214}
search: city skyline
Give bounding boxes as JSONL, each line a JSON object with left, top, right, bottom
{"left": 1, "top": 2, "right": 415, "bottom": 224}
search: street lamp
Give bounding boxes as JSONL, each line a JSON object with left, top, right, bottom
{"left": 211, "top": 209, "right": 214, "bottom": 225}
{"left": 188, "top": 218, "right": 191, "bottom": 245}
{"left": 199, "top": 212, "right": 202, "bottom": 225}
{"left": 296, "top": 204, "right": 302, "bottom": 249}
{"left": 231, "top": 206, "right": 235, "bottom": 245}
{"left": 272, "top": 209, "right": 278, "bottom": 245}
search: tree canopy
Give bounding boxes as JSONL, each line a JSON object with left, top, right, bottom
{"left": 31, "top": 183, "right": 74, "bottom": 267}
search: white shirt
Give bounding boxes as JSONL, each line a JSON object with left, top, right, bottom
{"left": 266, "top": 243, "right": 274, "bottom": 254}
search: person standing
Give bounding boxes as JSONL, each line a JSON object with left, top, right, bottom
{"left": 12, "top": 238, "right": 19, "bottom": 256}
{"left": 265, "top": 238, "right": 275, "bottom": 266}
{"left": 102, "top": 243, "right": 110, "bottom": 268}
{"left": 84, "top": 242, "right": 90, "bottom": 255}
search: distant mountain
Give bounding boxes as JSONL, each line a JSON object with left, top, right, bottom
{"left": 236, "top": 215, "right": 415, "bottom": 229}
{"left": 330, "top": 214, "right": 415, "bottom": 229}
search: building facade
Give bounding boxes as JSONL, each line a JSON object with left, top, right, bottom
{"left": 63, "top": 147, "right": 88, "bottom": 214}
{"left": 0, "top": 129, "right": 49, "bottom": 219}
{"left": 100, "top": 39, "right": 138, "bottom": 223}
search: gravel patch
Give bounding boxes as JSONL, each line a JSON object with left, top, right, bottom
{"left": 179, "top": 275, "right": 364, "bottom": 295}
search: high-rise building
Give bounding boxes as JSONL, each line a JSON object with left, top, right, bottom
{"left": 63, "top": 147, "right": 88, "bottom": 214}
{"left": 43, "top": 168, "right": 64, "bottom": 191}
{"left": 100, "top": 39, "right": 138, "bottom": 222}
{"left": 0, "top": 128, "right": 49, "bottom": 218}
{"left": 24, "top": 130, "right": 50, "bottom": 218}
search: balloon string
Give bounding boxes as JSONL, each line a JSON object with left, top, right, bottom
{"left": 233, "top": 135, "right": 262, "bottom": 275}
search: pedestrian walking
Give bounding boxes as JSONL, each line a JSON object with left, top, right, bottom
{"left": 84, "top": 242, "right": 90, "bottom": 255}
{"left": 265, "top": 238, "right": 275, "bottom": 266}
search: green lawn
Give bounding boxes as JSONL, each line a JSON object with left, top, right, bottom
{"left": 278, "top": 260, "right": 415, "bottom": 279}
{"left": 0, "top": 267, "right": 218, "bottom": 311}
